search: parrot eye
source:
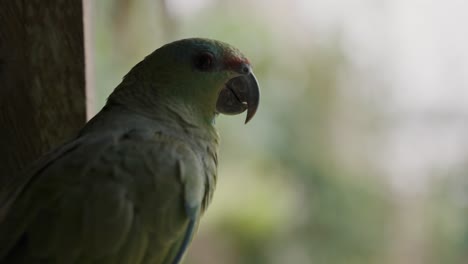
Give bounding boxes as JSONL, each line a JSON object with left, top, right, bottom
{"left": 194, "top": 52, "right": 215, "bottom": 71}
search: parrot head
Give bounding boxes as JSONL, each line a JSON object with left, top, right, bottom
{"left": 111, "top": 38, "right": 260, "bottom": 124}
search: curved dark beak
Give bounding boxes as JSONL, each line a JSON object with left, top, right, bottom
{"left": 216, "top": 72, "right": 260, "bottom": 124}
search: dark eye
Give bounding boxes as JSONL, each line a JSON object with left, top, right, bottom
{"left": 194, "top": 52, "right": 215, "bottom": 71}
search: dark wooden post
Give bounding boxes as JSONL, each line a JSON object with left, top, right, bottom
{"left": 0, "top": 0, "right": 87, "bottom": 184}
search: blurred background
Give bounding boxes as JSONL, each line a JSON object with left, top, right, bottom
{"left": 87, "top": 0, "right": 468, "bottom": 263}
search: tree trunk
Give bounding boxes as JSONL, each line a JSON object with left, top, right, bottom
{"left": 0, "top": 0, "right": 86, "bottom": 184}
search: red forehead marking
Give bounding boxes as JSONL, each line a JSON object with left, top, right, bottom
{"left": 224, "top": 56, "right": 250, "bottom": 70}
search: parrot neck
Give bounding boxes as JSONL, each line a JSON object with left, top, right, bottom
{"left": 107, "top": 81, "right": 219, "bottom": 128}
{"left": 89, "top": 91, "right": 218, "bottom": 139}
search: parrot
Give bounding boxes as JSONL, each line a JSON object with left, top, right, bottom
{"left": 0, "top": 38, "right": 259, "bottom": 264}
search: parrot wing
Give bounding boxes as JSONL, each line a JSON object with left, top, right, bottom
{"left": 0, "top": 128, "right": 206, "bottom": 264}
{"left": 0, "top": 138, "right": 84, "bottom": 222}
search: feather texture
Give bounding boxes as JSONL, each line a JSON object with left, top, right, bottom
{"left": 0, "top": 38, "right": 257, "bottom": 264}
{"left": 0, "top": 106, "right": 218, "bottom": 264}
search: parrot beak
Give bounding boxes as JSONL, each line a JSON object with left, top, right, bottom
{"left": 216, "top": 72, "right": 260, "bottom": 124}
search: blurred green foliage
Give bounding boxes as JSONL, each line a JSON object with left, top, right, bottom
{"left": 425, "top": 173, "right": 468, "bottom": 264}
{"left": 91, "top": 1, "right": 466, "bottom": 263}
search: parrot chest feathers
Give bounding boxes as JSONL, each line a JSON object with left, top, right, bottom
{"left": 0, "top": 117, "right": 219, "bottom": 264}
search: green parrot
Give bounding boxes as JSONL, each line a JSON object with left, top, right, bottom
{"left": 0, "top": 38, "right": 259, "bottom": 264}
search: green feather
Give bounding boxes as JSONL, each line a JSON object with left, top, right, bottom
{"left": 0, "top": 38, "right": 253, "bottom": 264}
